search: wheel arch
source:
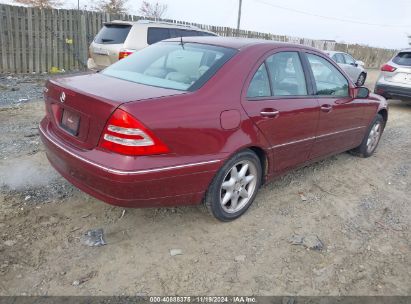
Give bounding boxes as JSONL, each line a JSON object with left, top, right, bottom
{"left": 222, "top": 144, "right": 270, "bottom": 185}
{"left": 247, "top": 146, "right": 269, "bottom": 184}
{"left": 378, "top": 108, "right": 388, "bottom": 126}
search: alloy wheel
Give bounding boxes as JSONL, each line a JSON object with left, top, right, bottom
{"left": 366, "top": 121, "right": 382, "bottom": 154}
{"left": 219, "top": 160, "right": 258, "bottom": 213}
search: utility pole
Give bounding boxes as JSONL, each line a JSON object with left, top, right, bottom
{"left": 237, "top": 0, "right": 242, "bottom": 37}
{"left": 77, "top": 0, "right": 80, "bottom": 10}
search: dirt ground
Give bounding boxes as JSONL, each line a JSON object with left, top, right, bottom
{"left": 0, "top": 70, "right": 410, "bottom": 296}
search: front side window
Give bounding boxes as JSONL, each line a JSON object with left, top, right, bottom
{"left": 306, "top": 53, "right": 349, "bottom": 97}
{"left": 247, "top": 64, "right": 271, "bottom": 98}
{"left": 265, "top": 52, "right": 307, "bottom": 96}
{"left": 343, "top": 54, "right": 356, "bottom": 65}
{"left": 102, "top": 42, "right": 236, "bottom": 91}
{"left": 333, "top": 53, "right": 345, "bottom": 64}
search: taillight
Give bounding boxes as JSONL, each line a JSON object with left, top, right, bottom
{"left": 119, "top": 50, "right": 134, "bottom": 60}
{"left": 381, "top": 64, "right": 396, "bottom": 72}
{"left": 99, "top": 109, "right": 169, "bottom": 156}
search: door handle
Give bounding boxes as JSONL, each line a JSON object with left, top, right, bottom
{"left": 260, "top": 109, "right": 280, "bottom": 118}
{"left": 320, "top": 104, "right": 333, "bottom": 113}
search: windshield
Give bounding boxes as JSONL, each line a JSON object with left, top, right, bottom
{"left": 101, "top": 42, "right": 237, "bottom": 91}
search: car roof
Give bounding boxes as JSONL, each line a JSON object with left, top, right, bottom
{"left": 103, "top": 20, "right": 217, "bottom": 36}
{"left": 164, "top": 36, "right": 323, "bottom": 52}
{"left": 325, "top": 50, "right": 346, "bottom": 55}
{"left": 105, "top": 20, "right": 205, "bottom": 31}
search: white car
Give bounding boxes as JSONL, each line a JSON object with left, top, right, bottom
{"left": 87, "top": 20, "right": 217, "bottom": 71}
{"left": 326, "top": 51, "right": 367, "bottom": 86}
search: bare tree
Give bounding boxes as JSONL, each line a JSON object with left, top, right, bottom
{"left": 13, "top": 0, "right": 62, "bottom": 9}
{"left": 138, "top": 1, "right": 167, "bottom": 19}
{"left": 94, "top": 0, "right": 129, "bottom": 14}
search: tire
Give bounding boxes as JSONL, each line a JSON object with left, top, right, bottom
{"left": 356, "top": 72, "right": 366, "bottom": 86}
{"left": 205, "top": 149, "right": 262, "bottom": 221}
{"left": 351, "top": 114, "right": 385, "bottom": 158}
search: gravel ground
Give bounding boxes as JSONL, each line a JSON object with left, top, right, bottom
{"left": 0, "top": 70, "right": 410, "bottom": 296}
{"left": 0, "top": 74, "right": 47, "bottom": 108}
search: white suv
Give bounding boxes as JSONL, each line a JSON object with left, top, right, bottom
{"left": 375, "top": 49, "right": 411, "bottom": 101}
{"left": 87, "top": 20, "right": 217, "bottom": 70}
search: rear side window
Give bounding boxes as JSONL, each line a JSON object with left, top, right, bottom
{"left": 148, "top": 28, "right": 217, "bottom": 45}
{"left": 147, "top": 27, "right": 171, "bottom": 45}
{"left": 306, "top": 53, "right": 349, "bottom": 97}
{"left": 343, "top": 54, "right": 356, "bottom": 65}
{"left": 198, "top": 31, "right": 217, "bottom": 36}
{"left": 265, "top": 52, "right": 307, "bottom": 96}
{"left": 247, "top": 64, "right": 271, "bottom": 98}
{"left": 179, "top": 29, "right": 199, "bottom": 37}
{"left": 393, "top": 52, "right": 411, "bottom": 66}
{"left": 94, "top": 24, "right": 132, "bottom": 44}
{"left": 169, "top": 29, "right": 194, "bottom": 38}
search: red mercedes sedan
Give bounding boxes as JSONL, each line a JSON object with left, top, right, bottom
{"left": 39, "top": 37, "right": 388, "bottom": 221}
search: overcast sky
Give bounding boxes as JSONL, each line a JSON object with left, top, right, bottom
{"left": 1, "top": 0, "right": 410, "bottom": 49}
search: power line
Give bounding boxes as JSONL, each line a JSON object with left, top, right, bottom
{"left": 254, "top": 0, "right": 411, "bottom": 29}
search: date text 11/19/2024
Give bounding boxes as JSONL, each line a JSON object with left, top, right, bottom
{"left": 149, "top": 296, "right": 257, "bottom": 303}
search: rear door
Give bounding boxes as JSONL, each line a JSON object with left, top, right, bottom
{"left": 241, "top": 50, "right": 320, "bottom": 172}
{"left": 304, "top": 52, "right": 365, "bottom": 159}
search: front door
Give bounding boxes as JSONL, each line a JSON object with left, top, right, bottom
{"left": 241, "top": 50, "right": 320, "bottom": 173}
{"left": 304, "top": 52, "right": 366, "bottom": 159}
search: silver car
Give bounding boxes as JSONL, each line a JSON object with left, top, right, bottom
{"left": 375, "top": 49, "right": 411, "bottom": 101}
{"left": 326, "top": 51, "right": 367, "bottom": 86}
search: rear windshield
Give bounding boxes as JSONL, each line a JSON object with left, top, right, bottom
{"left": 101, "top": 42, "right": 237, "bottom": 91}
{"left": 147, "top": 27, "right": 217, "bottom": 45}
{"left": 94, "top": 24, "right": 132, "bottom": 44}
{"left": 393, "top": 52, "right": 411, "bottom": 66}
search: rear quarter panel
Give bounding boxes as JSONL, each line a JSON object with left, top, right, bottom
{"left": 124, "top": 24, "right": 149, "bottom": 50}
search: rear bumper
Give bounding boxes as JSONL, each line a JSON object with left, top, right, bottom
{"left": 86, "top": 58, "right": 106, "bottom": 71}
{"left": 39, "top": 118, "right": 223, "bottom": 208}
{"left": 375, "top": 82, "right": 411, "bottom": 101}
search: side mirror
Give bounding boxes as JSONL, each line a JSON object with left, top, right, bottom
{"left": 356, "top": 86, "right": 369, "bottom": 98}
{"left": 356, "top": 60, "right": 365, "bottom": 67}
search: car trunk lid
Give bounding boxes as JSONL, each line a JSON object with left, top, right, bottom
{"left": 44, "top": 73, "right": 186, "bottom": 150}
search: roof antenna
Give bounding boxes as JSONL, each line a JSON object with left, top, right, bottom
{"left": 180, "top": 36, "right": 185, "bottom": 50}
